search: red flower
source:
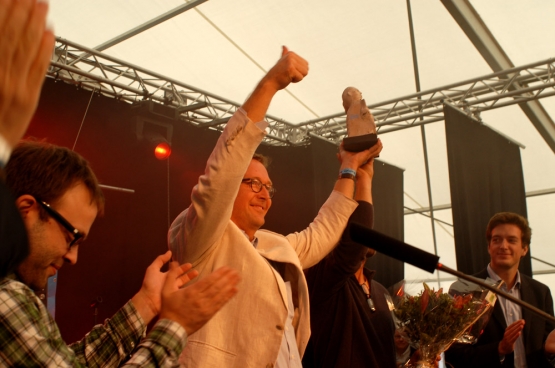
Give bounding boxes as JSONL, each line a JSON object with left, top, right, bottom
{"left": 453, "top": 294, "right": 472, "bottom": 309}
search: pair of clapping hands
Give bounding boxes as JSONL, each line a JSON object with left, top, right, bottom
{"left": 132, "top": 251, "right": 240, "bottom": 336}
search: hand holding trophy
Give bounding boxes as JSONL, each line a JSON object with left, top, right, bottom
{"left": 342, "top": 87, "right": 378, "bottom": 152}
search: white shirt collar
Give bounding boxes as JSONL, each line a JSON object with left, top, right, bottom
{"left": 487, "top": 263, "right": 521, "bottom": 290}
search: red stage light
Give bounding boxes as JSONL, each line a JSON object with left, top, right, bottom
{"left": 154, "top": 142, "right": 171, "bottom": 160}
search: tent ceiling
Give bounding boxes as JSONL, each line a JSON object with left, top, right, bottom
{"left": 48, "top": 0, "right": 555, "bottom": 286}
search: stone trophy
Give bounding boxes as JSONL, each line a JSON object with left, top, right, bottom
{"left": 341, "top": 87, "right": 378, "bottom": 152}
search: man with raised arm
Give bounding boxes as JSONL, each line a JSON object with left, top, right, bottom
{"left": 169, "top": 47, "right": 374, "bottom": 367}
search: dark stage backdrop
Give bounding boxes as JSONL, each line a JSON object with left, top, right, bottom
{"left": 28, "top": 79, "right": 404, "bottom": 343}
{"left": 367, "top": 160, "right": 405, "bottom": 288}
{"left": 444, "top": 104, "right": 531, "bottom": 277}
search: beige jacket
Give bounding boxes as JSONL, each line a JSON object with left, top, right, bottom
{"left": 168, "top": 110, "right": 358, "bottom": 368}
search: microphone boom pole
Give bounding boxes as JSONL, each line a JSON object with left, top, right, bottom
{"left": 437, "top": 263, "right": 555, "bottom": 325}
{"left": 350, "top": 222, "right": 555, "bottom": 325}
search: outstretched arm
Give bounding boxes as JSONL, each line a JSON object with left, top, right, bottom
{"left": 353, "top": 140, "right": 382, "bottom": 203}
{"left": 328, "top": 142, "right": 382, "bottom": 275}
{"left": 170, "top": 47, "right": 309, "bottom": 263}
{"left": 304, "top": 141, "right": 382, "bottom": 300}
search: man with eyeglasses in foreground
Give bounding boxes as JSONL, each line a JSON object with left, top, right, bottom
{"left": 1, "top": 141, "right": 240, "bottom": 366}
{"left": 168, "top": 46, "right": 375, "bottom": 367}
{"left": 0, "top": 1, "right": 239, "bottom": 365}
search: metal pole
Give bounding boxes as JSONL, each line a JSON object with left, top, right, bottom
{"left": 438, "top": 263, "right": 555, "bottom": 324}
{"left": 406, "top": 0, "right": 440, "bottom": 286}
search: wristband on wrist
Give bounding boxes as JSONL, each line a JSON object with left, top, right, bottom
{"left": 338, "top": 168, "right": 357, "bottom": 181}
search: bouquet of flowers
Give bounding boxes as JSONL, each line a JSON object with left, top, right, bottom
{"left": 389, "top": 280, "right": 498, "bottom": 368}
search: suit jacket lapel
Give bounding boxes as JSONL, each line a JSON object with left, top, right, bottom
{"left": 257, "top": 250, "right": 289, "bottom": 310}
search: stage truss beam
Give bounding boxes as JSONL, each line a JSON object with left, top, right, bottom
{"left": 49, "top": 38, "right": 555, "bottom": 147}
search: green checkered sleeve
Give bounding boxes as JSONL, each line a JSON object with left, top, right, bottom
{"left": 1, "top": 278, "right": 186, "bottom": 367}
{"left": 125, "top": 319, "right": 188, "bottom": 367}
{"left": 0, "top": 278, "right": 79, "bottom": 366}
{"left": 69, "top": 300, "right": 147, "bottom": 367}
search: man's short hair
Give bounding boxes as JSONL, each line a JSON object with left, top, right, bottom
{"left": 5, "top": 141, "right": 105, "bottom": 217}
{"left": 252, "top": 153, "right": 271, "bottom": 169}
{"left": 486, "top": 212, "right": 531, "bottom": 247}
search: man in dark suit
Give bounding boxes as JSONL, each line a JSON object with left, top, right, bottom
{"left": 446, "top": 212, "right": 555, "bottom": 368}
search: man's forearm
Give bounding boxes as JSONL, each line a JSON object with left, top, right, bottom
{"left": 241, "top": 78, "right": 279, "bottom": 124}
{"left": 69, "top": 301, "right": 146, "bottom": 366}
{"left": 354, "top": 173, "right": 372, "bottom": 204}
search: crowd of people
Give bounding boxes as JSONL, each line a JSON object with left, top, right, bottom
{"left": 1, "top": 0, "right": 555, "bottom": 367}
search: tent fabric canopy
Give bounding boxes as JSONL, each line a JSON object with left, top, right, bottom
{"left": 48, "top": 0, "right": 555, "bottom": 289}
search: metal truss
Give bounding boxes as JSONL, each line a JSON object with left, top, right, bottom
{"left": 300, "top": 58, "right": 555, "bottom": 143}
{"left": 50, "top": 37, "right": 295, "bottom": 146}
{"left": 49, "top": 38, "right": 555, "bottom": 146}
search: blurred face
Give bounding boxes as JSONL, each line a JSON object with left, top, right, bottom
{"left": 17, "top": 183, "right": 98, "bottom": 290}
{"left": 231, "top": 159, "right": 272, "bottom": 240}
{"left": 358, "top": 248, "right": 376, "bottom": 270}
{"left": 488, "top": 224, "right": 528, "bottom": 273}
{"left": 394, "top": 330, "right": 409, "bottom": 351}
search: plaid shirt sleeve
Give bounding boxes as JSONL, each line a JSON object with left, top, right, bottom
{"left": 123, "top": 319, "right": 187, "bottom": 367}
{"left": 0, "top": 278, "right": 187, "bottom": 367}
{"left": 0, "top": 278, "right": 79, "bottom": 366}
{"left": 69, "top": 299, "right": 147, "bottom": 367}
{"left": 70, "top": 301, "right": 187, "bottom": 368}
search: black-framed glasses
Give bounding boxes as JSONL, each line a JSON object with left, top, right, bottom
{"left": 241, "top": 178, "right": 276, "bottom": 199}
{"left": 39, "top": 201, "right": 84, "bottom": 247}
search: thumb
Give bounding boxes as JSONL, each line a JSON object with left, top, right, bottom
{"left": 150, "top": 250, "right": 172, "bottom": 271}
{"left": 281, "top": 45, "right": 289, "bottom": 57}
{"left": 162, "top": 261, "right": 182, "bottom": 293}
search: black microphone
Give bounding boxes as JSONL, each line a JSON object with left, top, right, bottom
{"left": 349, "top": 222, "right": 439, "bottom": 273}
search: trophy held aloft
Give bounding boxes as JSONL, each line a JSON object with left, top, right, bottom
{"left": 342, "top": 87, "right": 378, "bottom": 152}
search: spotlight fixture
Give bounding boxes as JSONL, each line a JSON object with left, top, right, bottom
{"left": 135, "top": 116, "right": 174, "bottom": 161}
{"left": 154, "top": 141, "right": 172, "bottom": 160}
